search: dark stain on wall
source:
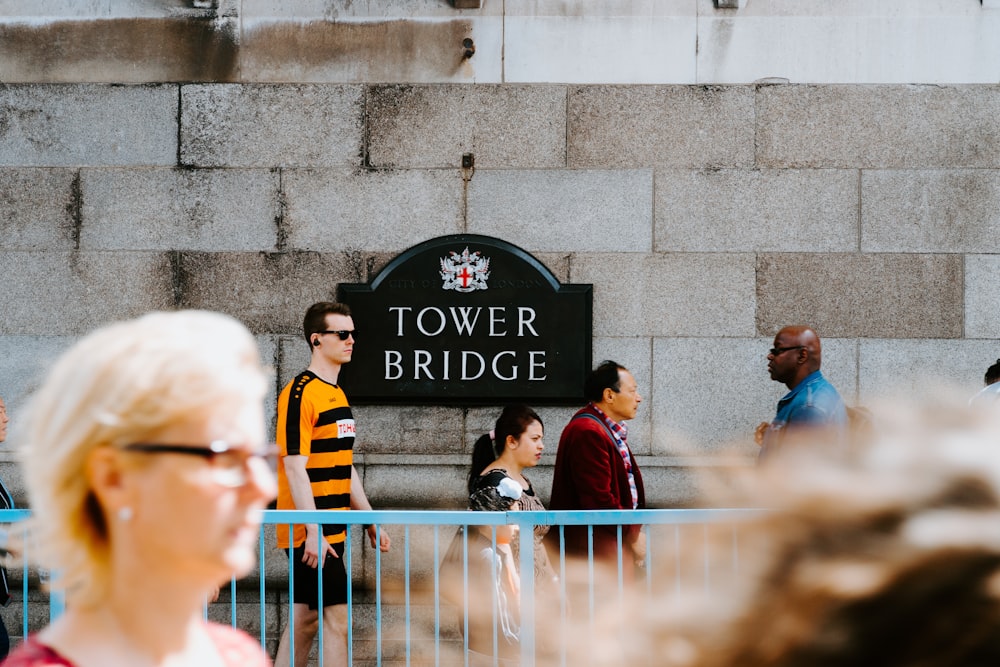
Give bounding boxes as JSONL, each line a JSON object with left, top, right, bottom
{"left": 0, "top": 18, "right": 239, "bottom": 83}
{"left": 66, "top": 171, "right": 82, "bottom": 251}
{"left": 243, "top": 19, "right": 475, "bottom": 81}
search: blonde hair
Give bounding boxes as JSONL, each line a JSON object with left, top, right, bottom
{"left": 560, "top": 402, "right": 1000, "bottom": 667}
{"left": 16, "top": 310, "right": 268, "bottom": 604}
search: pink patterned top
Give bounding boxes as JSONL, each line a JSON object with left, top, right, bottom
{"left": 0, "top": 623, "right": 270, "bottom": 667}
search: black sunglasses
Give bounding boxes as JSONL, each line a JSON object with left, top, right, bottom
{"left": 316, "top": 330, "right": 357, "bottom": 341}
{"left": 120, "top": 441, "right": 278, "bottom": 488}
{"left": 769, "top": 345, "right": 804, "bottom": 356}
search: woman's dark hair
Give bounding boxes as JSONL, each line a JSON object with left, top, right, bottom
{"left": 467, "top": 404, "right": 543, "bottom": 493}
{"left": 986, "top": 359, "right": 1000, "bottom": 386}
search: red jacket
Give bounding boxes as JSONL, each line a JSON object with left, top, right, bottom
{"left": 547, "top": 404, "right": 646, "bottom": 562}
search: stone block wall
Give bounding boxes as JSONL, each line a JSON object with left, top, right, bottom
{"left": 2, "top": 1, "right": 1000, "bottom": 658}
{"left": 2, "top": 79, "right": 999, "bottom": 509}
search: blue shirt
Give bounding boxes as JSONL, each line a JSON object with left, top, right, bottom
{"left": 759, "top": 370, "right": 847, "bottom": 462}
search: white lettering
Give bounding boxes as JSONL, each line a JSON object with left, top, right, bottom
{"left": 489, "top": 307, "right": 506, "bottom": 336}
{"left": 528, "top": 351, "right": 547, "bottom": 380}
{"left": 442, "top": 350, "right": 450, "bottom": 380}
{"left": 416, "top": 307, "right": 446, "bottom": 336}
{"left": 518, "top": 307, "right": 539, "bottom": 337}
{"left": 449, "top": 306, "right": 482, "bottom": 336}
{"left": 492, "top": 350, "right": 518, "bottom": 381}
{"left": 385, "top": 350, "right": 403, "bottom": 380}
{"left": 414, "top": 350, "right": 433, "bottom": 379}
{"left": 388, "top": 307, "right": 412, "bottom": 336}
{"left": 461, "top": 351, "right": 486, "bottom": 380}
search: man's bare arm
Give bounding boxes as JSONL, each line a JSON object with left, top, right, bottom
{"left": 283, "top": 454, "right": 335, "bottom": 566}
{"left": 350, "top": 465, "right": 391, "bottom": 552}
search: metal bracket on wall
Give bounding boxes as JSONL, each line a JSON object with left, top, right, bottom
{"left": 715, "top": 0, "right": 748, "bottom": 7}
{"left": 453, "top": 0, "right": 483, "bottom": 8}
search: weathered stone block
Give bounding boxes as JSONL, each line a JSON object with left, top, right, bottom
{"left": 363, "top": 456, "right": 469, "bottom": 508}
{"left": 697, "top": 1, "right": 1000, "bottom": 85}
{"left": 0, "top": 168, "right": 77, "bottom": 250}
{"left": 652, "top": 337, "right": 857, "bottom": 454}
{"left": 757, "top": 85, "right": 1000, "bottom": 168}
{"left": 571, "top": 252, "right": 757, "bottom": 337}
{"left": 283, "top": 169, "right": 463, "bottom": 251}
{"left": 655, "top": 168, "right": 858, "bottom": 252}
{"left": 0, "top": 334, "right": 75, "bottom": 441}
{"left": 0, "top": 17, "right": 240, "bottom": 84}
{"left": 0, "top": 84, "right": 177, "bottom": 167}
{"left": 861, "top": 169, "right": 1000, "bottom": 252}
{"left": 636, "top": 463, "right": 703, "bottom": 508}
{"left": 180, "top": 84, "right": 365, "bottom": 168}
{"left": 175, "top": 251, "right": 364, "bottom": 333}
{"left": 80, "top": 168, "right": 280, "bottom": 250}
{"left": 755, "top": 253, "right": 963, "bottom": 338}
{"left": 367, "top": 84, "right": 567, "bottom": 168}
{"left": 859, "top": 338, "right": 999, "bottom": 404}
{"left": 241, "top": 12, "right": 503, "bottom": 84}
{"left": 965, "top": 255, "right": 1000, "bottom": 339}
{"left": 351, "top": 406, "right": 467, "bottom": 456}
{"left": 504, "top": 1, "right": 696, "bottom": 84}
{"left": 468, "top": 169, "right": 653, "bottom": 252}
{"left": 0, "top": 251, "right": 174, "bottom": 334}
{"left": 567, "top": 85, "right": 755, "bottom": 168}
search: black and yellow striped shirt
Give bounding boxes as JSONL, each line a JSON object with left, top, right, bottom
{"left": 276, "top": 371, "right": 355, "bottom": 549}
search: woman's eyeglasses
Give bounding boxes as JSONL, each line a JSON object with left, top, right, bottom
{"left": 121, "top": 441, "right": 278, "bottom": 488}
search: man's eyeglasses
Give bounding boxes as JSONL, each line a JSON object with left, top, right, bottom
{"left": 121, "top": 441, "right": 278, "bottom": 488}
{"left": 769, "top": 346, "right": 804, "bottom": 357}
{"left": 315, "top": 330, "right": 356, "bottom": 341}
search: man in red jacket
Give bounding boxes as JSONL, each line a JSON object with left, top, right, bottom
{"left": 548, "top": 360, "right": 647, "bottom": 578}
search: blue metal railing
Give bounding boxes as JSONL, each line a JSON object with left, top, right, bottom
{"left": 0, "top": 508, "right": 759, "bottom": 666}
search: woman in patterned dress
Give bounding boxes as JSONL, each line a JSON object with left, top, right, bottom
{"left": 462, "top": 404, "right": 558, "bottom": 665}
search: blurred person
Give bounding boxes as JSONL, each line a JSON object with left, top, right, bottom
{"left": 756, "top": 325, "right": 847, "bottom": 463}
{"left": 3, "top": 310, "right": 277, "bottom": 667}
{"left": 0, "top": 397, "right": 13, "bottom": 659}
{"left": 970, "top": 358, "right": 1000, "bottom": 407}
{"left": 274, "top": 302, "right": 390, "bottom": 667}
{"left": 547, "top": 361, "right": 647, "bottom": 581}
{"left": 564, "top": 400, "right": 1000, "bottom": 667}
{"left": 443, "top": 404, "right": 557, "bottom": 665}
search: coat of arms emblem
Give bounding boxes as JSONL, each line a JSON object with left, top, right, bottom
{"left": 439, "top": 247, "right": 490, "bottom": 292}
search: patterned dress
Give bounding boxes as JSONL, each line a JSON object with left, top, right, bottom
{"left": 460, "top": 469, "right": 561, "bottom": 661}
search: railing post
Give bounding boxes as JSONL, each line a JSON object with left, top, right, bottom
{"left": 515, "top": 512, "right": 535, "bottom": 667}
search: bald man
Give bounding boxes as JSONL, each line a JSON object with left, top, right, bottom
{"left": 756, "top": 326, "right": 847, "bottom": 463}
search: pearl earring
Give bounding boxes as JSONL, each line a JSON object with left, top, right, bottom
{"left": 117, "top": 507, "right": 133, "bottom": 522}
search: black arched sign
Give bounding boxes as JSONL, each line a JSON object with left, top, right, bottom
{"left": 337, "top": 235, "right": 592, "bottom": 405}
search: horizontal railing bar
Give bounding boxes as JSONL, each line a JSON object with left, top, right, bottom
{"left": 262, "top": 508, "right": 761, "bottom": 526}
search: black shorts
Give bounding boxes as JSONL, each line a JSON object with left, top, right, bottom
{"left": 288, "top": 542, "right": 348, "bottom": 610}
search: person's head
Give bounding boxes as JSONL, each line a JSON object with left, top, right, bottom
{"left": 767, "top": 325, "right": 822, "bottom": 389}
{"left": 565, "top": 400, "right": 1000, "bottom": 667}
{"left": 304, "top": 301, "right": 355, "bottom": 366}
{"left": 0, "top": 396, "right": 8, "bottom": 443}
{"left": 585, "top": 360, "right": 642, "bottom": 422}
{"left": 985, "top": 359, "right": 1000, "bottom": 386}
{"left": 17, "top": 310, "right": 276, "bottom": 607}
{"left": 468, "top": 405, "right": 544, "bottom": 493}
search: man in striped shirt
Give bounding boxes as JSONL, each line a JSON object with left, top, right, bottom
{"left": 275, "top": 302, "right": 391, "bottom": 667}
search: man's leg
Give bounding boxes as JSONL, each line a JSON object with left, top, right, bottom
{"left": 319, "top": 603, "right": 350, "bottom": 667}
{"left": 275, "top": 603, "right": 319, "bottom": 667}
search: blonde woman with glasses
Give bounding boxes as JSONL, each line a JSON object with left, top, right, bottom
{"left": 4, "top": 310, "right": 277, "bottom": 667}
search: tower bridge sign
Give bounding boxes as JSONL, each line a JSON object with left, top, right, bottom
{"left": 337, "top": 234, "right": 592, "bottom": 405}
